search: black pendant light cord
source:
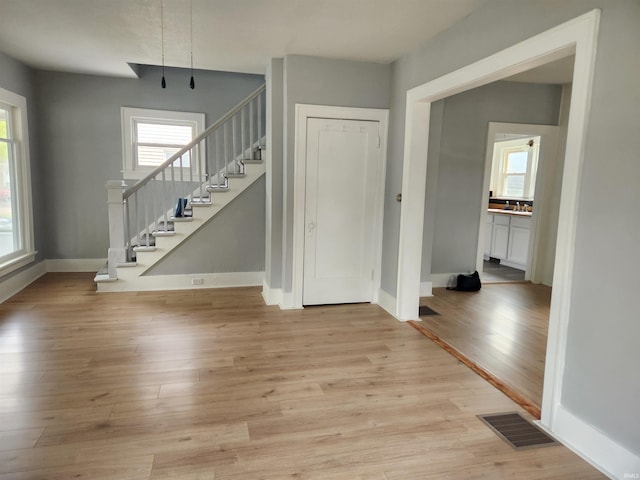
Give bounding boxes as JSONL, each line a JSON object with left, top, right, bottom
{"left": 189, "top": 0, "right": 195, "bottom": 89}
{"left": 161, "top": 0, "right": 166, "bottom": 88}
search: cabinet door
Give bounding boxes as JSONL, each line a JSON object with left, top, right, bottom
{"left": 491, "top": 224, "right": 509, "bottom": 260}
{"left": 484, "top": 215, "right": 494, "bottom": 257}
{"left": 508, "top": 226, "right": 530, "bottom": 266}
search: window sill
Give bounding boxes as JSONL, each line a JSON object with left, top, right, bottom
{"left": 0, "top": 251, "right": 38, "bottom": 279}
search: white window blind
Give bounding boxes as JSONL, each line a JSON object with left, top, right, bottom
{"left": 134, "top": 122, "right": 194, "bottom": 167}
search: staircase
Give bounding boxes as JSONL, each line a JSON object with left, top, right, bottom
{"left": 95, "top": 85, "right": 266, "bottom": 292}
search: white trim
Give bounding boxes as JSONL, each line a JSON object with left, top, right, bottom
{"left": 279, "top": 291, "right": 301, "bottom": 310}
{"left": 544, "top": 405, "right": 640, "bottom": 479}
{"left": 98, "top": 271, "right": 264, "bottom": 292}
{"left": 375, "top": 288, "right": 398, "bottom": 320}
{"left": 395, "top": 8, "right": 601, "bottom": 464}
{"left": 419, "top": 281, "right": 432, "bottom": 297}
{"left": 0, "top": 251, "right": 37, "bottom": 278}
{"left": 261, "top": 279, "right": 283, "bottom": 306}
{"left": 0, "top": 260, "right": 46, "bottom": 303}
{"left": 0, "top": 87, "right": 35, "bottom": 277}
{"left": 290, "top": 104, "right": 389, "bottom": 310}
{"left": 46, "top": 258, "right": 106, "bottom": 272}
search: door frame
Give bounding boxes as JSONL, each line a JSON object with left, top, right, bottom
{"left": 477, "top": 122, "right": 559, "bottom": 282}
{"left": 293, "top": 104, "right": 389, "bottom": 309}
{"left": 394, "top": 9, "right": 599, "bottom": 432}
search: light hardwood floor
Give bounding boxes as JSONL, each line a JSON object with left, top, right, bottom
{"left": 0, "top": 273, "right": 603, "bottom": 479}
{"left": 418, "top": 283, "right": 550, "bottom": 412}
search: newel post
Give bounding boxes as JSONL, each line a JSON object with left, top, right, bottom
{"left": 106, "top": 180, "right": 127, "bottom": 278}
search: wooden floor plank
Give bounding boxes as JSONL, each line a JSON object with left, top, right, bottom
{"left": 0, "top": 273, "right": 604, "bottom": 479}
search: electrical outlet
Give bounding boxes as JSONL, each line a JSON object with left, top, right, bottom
{"left": 191, "top": 278, "right": 204, "bottom": 286}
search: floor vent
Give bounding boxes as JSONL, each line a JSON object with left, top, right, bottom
{"left": 418, "top": 305, "right": 439, "bottom": 316}
{"left": 478, "top": 412, "right": 558, "bottom": 450}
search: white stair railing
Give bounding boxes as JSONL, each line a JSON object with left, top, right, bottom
{"left": 105, "top": 85, "right": 266, "bottom": 269}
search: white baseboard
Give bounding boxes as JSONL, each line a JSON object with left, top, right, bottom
{"left": 98, "top": 271, "right": 264, "bottom": 292}
{"left": 262, "top": 280, "right": 283, "bottom": 306}
{"left": 545, "top": 404, "right": 640, "bottom": 479}
{"left": 430, "top": 273, "right": 456, "bottom": 288}
{"left": 0, "top": 260, "right": 47, "bottom": 303}
{"left": 376, "top": 288, "right": 399, "bottom": 320}
{"left": 279, "top": 291, "right": 303, "bottom": 310}
{"left": 46, "top": 258, "right": 106, "bottom": 272}
{"left": 420, "top": 281, "right": 433, "bottom": 297}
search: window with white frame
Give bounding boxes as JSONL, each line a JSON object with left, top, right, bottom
{"left": 121, "top": 107, "right": 205, "bottom": 179}
{"left": 0, "top": 88, "right": 35, "bottom": 277}
{"left": 490, "top": 136, "right": 540, "bottom": 200}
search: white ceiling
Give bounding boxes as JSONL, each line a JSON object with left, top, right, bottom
{"left": 0, "top": 0, "right": 487, "bottom": 77}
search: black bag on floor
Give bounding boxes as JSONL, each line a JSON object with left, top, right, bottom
{"left": 447, "top": 271, "right": 481, "bottom": 291}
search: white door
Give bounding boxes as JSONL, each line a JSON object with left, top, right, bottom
{"left": 303, "top": 118, "right": 380, "bottom": 305}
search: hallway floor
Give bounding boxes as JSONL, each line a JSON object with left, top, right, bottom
{"left": 419, "top": 282, "right": 549, "bottom": 410}
{"left": 481, "top": 259, "right": 526, "bottom": 283}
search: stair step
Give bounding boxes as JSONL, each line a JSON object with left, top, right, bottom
{"left": 133, "top": 245, "right": 156, "bottom": 252}
{"left": 225, "top": 172, "right": 246, "bottom": 178}
{"left": 94, "top": 273, "right": 118, "bottom": 283}
{"left": 170, "top": 216, "right": 194, "bottom": 222}
{"left": 242, "top": 159, "right": 263, "bottom": 164}
{"left": 152, "top": 231, "right": 175, "bottom": 237}
{"left": 206, "top": 184, "right": 230, "bottom": 193}
{"left": 156, "top": 220, "right": 175, "bottom": 230}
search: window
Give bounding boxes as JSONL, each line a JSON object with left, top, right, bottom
{"left": 121, "top": 107, "right": 205, "bottom": 179}
{"left": 490, "top": 136, "right": 540, "bottom": 200}
{"left": 502, "top": 149, "right": 529, "bottom": 197}
{"left": 0, "top": 88, "right": 35, "bottom": 277}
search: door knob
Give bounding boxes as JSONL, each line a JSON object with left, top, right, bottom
{"left": 307, "top": 222, "right": 316, "bottom": 233}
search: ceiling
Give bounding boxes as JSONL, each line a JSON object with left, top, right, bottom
{"left": 0, "top": 0, "right": 487, "bottom": 77}
{"left": 505, "top": 55, "right": 575, "bottom": 84}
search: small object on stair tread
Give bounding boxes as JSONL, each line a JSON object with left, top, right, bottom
{"left": 174, "top": 197, "right": 189, "bottom": 217}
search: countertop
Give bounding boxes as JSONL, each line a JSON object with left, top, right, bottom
{"left": 488, "top": 208, "right": 533, "bottom": 217}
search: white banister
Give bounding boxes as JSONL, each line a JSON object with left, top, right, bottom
{"left": 106, "top": 180, "right": 127, "bottom": 277}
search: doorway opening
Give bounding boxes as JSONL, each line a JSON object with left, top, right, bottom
{"left": 478, "top": 123, "right": 560, "bottom": 285}
{"left": 395, "top": 10, "right": 599, "bottom": 431}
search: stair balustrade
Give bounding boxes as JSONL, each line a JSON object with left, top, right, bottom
{"left": 105, "top": 84, "right": 266, "bottom": 275}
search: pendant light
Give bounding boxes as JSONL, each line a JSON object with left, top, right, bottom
{"left": 160, "top": 0, "right": 166, "bottom": 88}
{"left": 189, "top": 0, "right": 195, "bottom": 89}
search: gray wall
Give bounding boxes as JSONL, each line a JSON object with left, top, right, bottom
{"left": 33, "top": 66, "right": 264, "bottom": 263}
{"left": 422, "top": 81, "right": 562, "bottom": 276}
{"left": 147, "top": 176, "right": 265, "bottom": 275}
{"left": 0, "top": 52, "right": 46, "bottom": 269}
{"left": 385, "top": 0, "right": 640, "bottom": 457}
{"left": 281, "top": 55, "right": 391, "bottom": 291}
